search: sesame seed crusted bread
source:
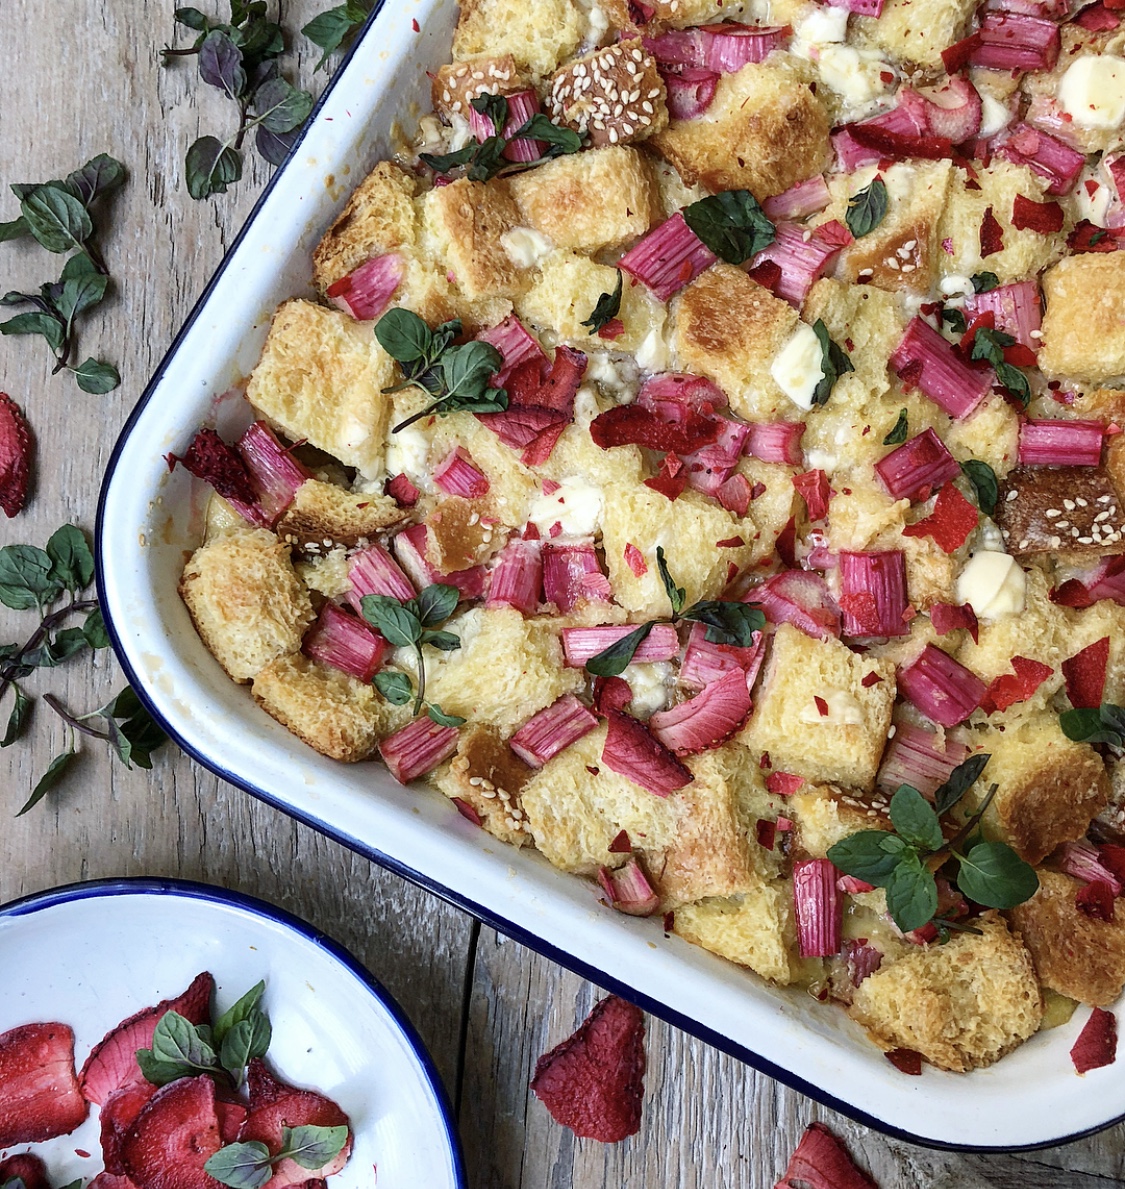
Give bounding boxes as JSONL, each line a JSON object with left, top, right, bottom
{"left": 431, "top": 56, "right": 531, "bottom": 121}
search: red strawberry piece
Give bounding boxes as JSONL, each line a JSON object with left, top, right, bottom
{"left": 980, "top": 656, "right": 1053, "bottom": 714}
{"left": 979, "top": 206, "right": 1004, "bottom": 257}
{"left": 929, "top": 601, "right": 979, "bottom": 642}
{"left": 80, "top": 971, "right": 215, "bottom": 1106}
{"left": 775, "top": 1122, "right": 878, "bottom": 1189}
{"left": 648, "top": 667, "right": 752, "bottom": 755}
{"left": 121, "top": 1076, "right": 224, "bottom": 1189}
{"left": 901, "top": 482, "right": 979, "bottom": 553}
{"left": 756, "top": 818, "right": 777, "bottom": 851}
{"left": 0, "top": 394, "right": 32, "bottom": 518}
{"left": 775, "top": 516, "right": 797, "bottom": 568}
{"left": 1011, "top": 194, "right": 1065, "bottom": 234}
{"left": 239, "top": 1060, "right": 352, "bottom": 1188}
{"left": 1068, "top": 220, "right": 1124, "bottom": 253}
{"left": 766, "top": 771, "right": 805, "bottom": 796}
{"left": 792, "top": 469, "right": 831, "bottom": 521}
{"left": 89, "top": 1176, "right": 140, "bottom": 1189}
{"left": 608, "top": 828, "right": 632, "bottom": 854}
{"left": 1076, "top": 879, "right": 1116, "bottom": 921}
{"left": 171, "top": 428, "right": 257, "bottom": 507}
{"left": 520, "top": 422, "right": 569, "bottom": 468}
{"left": 747, "top": 258, "right": 783, "bottom": 293}
{"left": 623, "top": 544, "right": 647, "bottom": 577}
{"left": 1050, "top": 578, "right": 1096, "bottom": 608}
{"left": 594, "top": 676, "right": 633, "bottom": 716}
{"left": 885, "top": 1048, "right": 923, "bottom": 1075}
{"left": 101, "top": 1081, "right": 159, "bottom": 1175}
{"left": 601, "top": 709, "right": 694, "bottom": 796}
{"left": 0, "top": 1022, "right": 87, "bottom": 1146}
{"left": 1098, "top": 843, "right": 1125, "bottom": 887}
{"left": 0, "top": 1154, "right": 51, "bottom": 1189}
{"left": 590, "top": 405, "right": 719, "bottom": 454}
{"left": 530, "top": 996, "right": 645, "bottom": 1143}
{"left": 215, "top": 1099, "right": 248, "bottom": 1144}
{"left": 643, "top": 454, "right": 688, "bottom": 501}
{"left": 1063, "top": 637, "right": 1110, "bottom": 710}
{"left": 1071, "top": 1007, "right": 1118, "bottom": 1074}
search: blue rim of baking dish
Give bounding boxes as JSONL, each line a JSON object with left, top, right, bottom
{"left": 0, "top": 875, "right": 466, "bottom": 1187}
{"left": 93, "top": 1, "right": 1125, "bottom": 1156}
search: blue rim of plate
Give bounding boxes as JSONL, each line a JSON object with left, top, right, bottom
{"left": 0, "top": 875, "right": 466, "bottom": 1187}
{"left": 92, "top": 2, "right": 1125, "bottom": 1157}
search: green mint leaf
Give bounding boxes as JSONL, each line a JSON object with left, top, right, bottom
{"left": 971, "top": 271, "right": 999, "bottom": 293}
{"left": 811, "top": 319, "right": 854, "bottom": 407}
{"left": 213, "top": 980, "right": 267, "bottom": 1047}
{"left": 889, "top": 785, "right": 944, "bottom": 853}
{"left": 882, "top": 409, "right": 908, "bottom": 446}
{"left": 150, "top": 1009, "right": 219, "bottom": 1070}
{"left": 47, "top": 628, "right": 89, "bottom": 665}
{"left": 176, "top": 7, "right": 212, "bottom": 30}
{"left": 1, "top": 311, "right": 65, "bottom": 354}
{"left": 18, "top": 745, "right": 75, "bottom": 815}
{"left": 994, "top": 360, "right": 1031, "bottom": 407}
{"left": 83, "top": 607, "right": 111, "bottom": 649}
{"left": 302, "top": 4, "right": 368, "bottom": 70}
{"left": 66, "top": 155, "right": 126, "bottom": 207}
{"left": 846, "top": 177, "right": 888, "bottom": 239}
{"left": 46, "top": 524, "right": 95, "bottom": 592}
{"left": 683, "top": 189, "right": 775, "bottom": 264}
{"left": 360, "top": 595, "right": 421, "bottom": 648}
{"left": 656, "top": 546, "right": 685, "bottom": 615}
{"left": 885, "top": 854, "right": 939, "bottom": 933}
{"left": 134, "top": 1048, "right": 196, "bottom": 1087}
{"left": 419, "top": 145, "right": 478, "bottom": 175}
{"left": 961, "top": 460, "right": 999, "bottom": 517}
{"left": 0, "top": 545, "right": 63, "bottom": 610}
{"left": 955, "top": 841, "right": 1039, "bottom": 909}
{"left": 417, "top": 583, "right": 460, "bottom": 628}
{"left": 185, "top": 137, "right": 243, "bottom": 200}
{"left": 969, "top": 327, "right": 1016, "bottom": 369}
{"left": 1060, "top": 704, "right": 1125, "bottom": 747}
{"left": 199, "top": 29, "right": 247, "bottom": 99}
{"left": 471, "top": 93, "right": 509, "bottom": 136}
{"left": 57, "top": 267, "right": 108, "bottom": 324}
{"left": 427, "top": 703, "right": 466, "bottom": 727}
{"left": 826, "top": 830, "right": 905, "bottom": 887}
{"left": 465, "top": 136, "right": 508, "bottom": 183}
{"left": 254, "top": 78, "right": 314, "bottom": 135}
{"left": 255, "top": 125, "right": 300, "bottom": 167}
{"left": 586, "top": 622, "right": 656, "bottom": 678}
{"left": 580, "top": 269, "right": 623, "bottom": 336}
{"left": 0, "top": 217, "right": 31, "bottom": 243}
{"left": 940, "top": 306, "right": 967, "bottom": 335}
{"left": 219, "top": 1013, "right": 272, "bottom": 1079}
{"left": 375, "top": 308, "right": 433, "bottom": 365}
{"left": 279, "top": 1124, "right": 350, "bottom": 1170}
{"left": 1, "top": 685, "right": 30, "bottom": 748}
{"left": 203, "top": 1141, "right": 274, "bottom": 1189}
{"left": 420, "top": 629, "right": 461, "bottom": 652}
{"left": 20, "top": 186, "right": 93, "bottom": 255}
{"left": 440, "top": 341, "right": 504, "bottom": 406}
{"left": 510, "top": 114, "right": 582, "bottom": 158}
{"left": 681, "top": 600, "right": 764, "bottom": 648}
{"left": 932, "top": 753, "right": 990, "bottom": 817}
{"left": 374, "top": 671, "right": 413, "bottom": 705}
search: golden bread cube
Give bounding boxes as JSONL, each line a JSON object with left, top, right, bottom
{"left": 1039, "top": 254, "right": 1125, "bottom": 383}
{"left": 452, "top": 0, "right": 583, "bottom": 79}
{"left": 789, "top": 784, "right": 893, "bottom": 859}
{"left": 276, "top": 479, "right": 407, "bottom": 552}
{"left": 674, "top": 882, "right": 798, "bottom": 985}
{"left": 432, "top": 724, "right": 535, "bottom": 847}
{"left": 854, "top": 0, "right": 979, "bottom": 69}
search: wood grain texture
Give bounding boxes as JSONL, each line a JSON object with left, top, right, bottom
{"left": 0, "top": 3, "right": 1121, "bottom": 1185}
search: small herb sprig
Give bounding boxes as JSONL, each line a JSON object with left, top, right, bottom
{"left": 164, "top": 4, "right": 315, "bottom": 199}
{"left": 811, "top": 319, "right": 855, "bottom": 407}
{"left": 0, "top": 155, "right": 124, "bottom": 392}
{"left": 360, "top": 582, "right": 465, "bottom": 723}
{"left": 970, "top": 326, "right": 1031, "bottom": 407}
{"left": 302, "top": 0, "right": 375, "bottom": 70}
{"left": 581, "top": 269, "right": 623, "bottom": 336}
{"left": 586, "top": 548, "right": 765, "bottom": 677}
{"left": 0, "top": 525, "right": 168, "bottom": 813}
{"left": 375, "top": 309, "right": 508, "bottom": 433}
{"left": 846, "top": 177, "right": 888, "bottom": 240}
{"left": 1060, "top": 703, "right": 1125, "bottom": 748}
{"left": 961, "top": 459, "right": 999, "bottom": 517}
{"left": 882, "top": 408, "right": 908, "bottom": 446}
{"left": 206, "top": 1125, "right": 350, "bottom": 1189}
{"left": 827, "top": 756, "right": 1039, "bottom": 934}
{"left": 683, "top": 190, "right": 775, "bottom": 264}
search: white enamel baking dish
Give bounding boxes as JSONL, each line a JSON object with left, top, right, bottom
{"left": 96, "top": 0, "right": 1125, "bottom": 1149}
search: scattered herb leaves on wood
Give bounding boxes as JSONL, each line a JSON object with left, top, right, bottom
{"left": 302, "top": 0, "right": 375, "bottom": 71}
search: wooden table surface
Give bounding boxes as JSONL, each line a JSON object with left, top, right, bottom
{"left": 0, "top": 3, "right": 1119, "bottom": 1185}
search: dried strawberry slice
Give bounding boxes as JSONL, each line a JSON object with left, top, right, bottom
{"left": 530, "top": 996, "right": 645, "bottom": 1143}
{"left": 1063, "top": 637, "right": 1110, "bottom": 710}
{"left": 602, "top": 709, "right": 694, "bottom": 796}
{"left": 901, "top": 482, "right": 979, "bottom": 553}
{"left": 885, "top": 1047, "right": 923, "bottom": 1075}
{"left": 80, "top": 971, "right": 215, "bottom": 1105}
{"left": 979, "top": 206, "right": 1004, "bottom": 257}
{"left": 1076, "top": 879, "right": 1116, "bottom": 921}
{"left": 0, "top": 394, "right": 31, "bottom": 518}
{"left": 0, "top": 1153, "right": 51, "bottom": 1189}
{"left": 1071, "top": 1007, "right": 1118, "bottom": 1074}
{"left": 775, "top": 1122, "right": 878, "bottom": 1189}
{"left": 89, "top": 1176, "right": 141, "bottom": 1189}
{"left": 590, "top": 405, "right": 719, "bottom": 455}
{"left": 171, "top": 428, "right": 257, "bottom": 508}
{"left": 238, "top": 1060, "right": 352, "bottom": 1187}
{"left": 980, "top": 655, "right": 1053, "bottom": 714}
{"left": 644, "top": 454, "right": 688, "bottom": 501}
{"left": 102, "top": 1081, "right": 159, "bottom": 1175}
{"left": 121, "top": 1076, "right": 224, "bottom": 1189}
{"left": 0, "top": 1021, "right": 87, "bottom": 1146}
{"left": 594, "top": 676, "right": 634, "bottom": 715}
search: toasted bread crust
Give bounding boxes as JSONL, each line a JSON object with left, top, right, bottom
{"left": 995, "top": 467, "right": 1125, "bottom": 561}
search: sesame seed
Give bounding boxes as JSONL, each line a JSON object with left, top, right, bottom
{"left": 1079, "top": 536, "right": 1094, "bottom": 544}
{"left": 1006, "top": 489, "right": 1018, "bottom": 501}
{"left": 1077, "top": 498, "right": 1088, "bottom": 507}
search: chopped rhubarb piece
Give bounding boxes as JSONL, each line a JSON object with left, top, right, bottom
{"left": 466, "top": 89, "right": 546, "bottom": 162}
{"left": 0, "top": 393, "right": 31, "bottom": 518}
{"left": 386, "top": 472, "right": 419, "bottom": 507}
{"left": 979, "top": 206, "right": 1005, "bottom": 257}
{"left": 793, "top": 468, "right": 832, "bottom": 521}
{"left": 1057, "top": 840, "right": 1124, "bottom": 896}
{"left": 838, "top": 551, "right": 910, "bottom": 638}
{"left": 970, "top": 11, "right": 1059, "bottom": 71}
{"left": 898, "top": 643, "right": 986, "bottom": 727}
{"left": 433, "top": 446, "right": 490, "bottom": 498}
{"left": 716, "top": 473, "right": 751, "bottom": 515}
{"left": 1077, "top": 1, "right": 1121, "bottom": 28}
{"left": 679, "top": 621, "right": 764, "bottom": 690}
{"left": 842, "top": 939, "right": 883, "bottom": 987}
{"left": 379, "top": 717, "right": 461, "bottom": 784}
{"left": 841, "top": 122, "right": 953, "bottom": 164}
{"left": 543, "top": 542, "right": 610, "bottom": 612}
{"left": 890, "top": 318, "right": 992, "bottom": 419}
{"left": 766, "top": 771, "right": 805, "bottom": 796}
{"left": 618, "top": 212, "right": 717, "bottom": 302}
{"left": 1018, "top": 419, "right": 1104, "bottom": 467}
{"left": 0, "top": 1022, "right": 86, "bottom": 1146}
{"left": 752, "top": 570, "right": 841, "bottom": 641}
{"left": 476, "top": 314, "right": 545, "bottom": 385}
{"left": 776, "top": 1122, "right": 878, "bottom": 1189}
{"left": 1099, "top": 844, "right": 1125, "bottom": 888}
{"left": 592, "top": 404, "right": 719, "bottom": 455}
{"left": 598, "top": 857, "right": 660, "bottom": 916}
{"left": 963, "top": 279, "right": 1043, "bottom": 350}
{"left": 998, "top": 123, "right": 1084, "bottom": 195}
{"left": 793, "top": 859, "right": 842, "bottom": 957}
{"left": 624, "top": 543, "right": 648, "bottom": 577}
{"left": 602, "top": 708, "right": 694, "bottom": 795}
{"left": 530, "top": 996, "right": 645, "bottom": 1143}
{"left": 877, "top": 723, "right": 970, "bottom": 797}
{"left": 745, "top": 420, "right": 805, "bottom": 465}
{"left": 749, "top": 221, "right": 852, "bottom": 306}
{"left": 120, "top": 1075, "right": 223, "bottom": 1189}
{"left": 943, "top": 32, "right": 982, "bottom": 74}
{"left": 902, "top": 482, "right": 979, "bottom": 554}
{"left": 172, "top": 426, "right": 258, "bottom": 510}
{"left": 875, "top": 427, "right": 961, "bottom": 503}
{"left": 563, "top": 624, "right": 680, "bottom": 667}
{"left": 762, "top": 175, "right": 831, "bottom": 222}
{"left": 915, "top": 75, "right": 983, "bottom": 142}
{"left": 80, "top": 972, "right": 214, "bottom": 1106}
{"left": 660, "top": 66, "right": 720, "bottom": 120}
{"left": 325, "top": 252, "right": 404, "bottom": 321}
{"left": 1063, "top": 637, "right": 1110, "bottom": 709}
{"left": 302, "top": 601, "right": 386, "bottom": 682}
{"left": 1076, "top": 879, "right": 1116, "bottom": 920}
{"left": 980, "top": 655, "right": 1053, "bottom": 713}
{"left": 644, "top": 23, "right": 789, "bottom": 72}
{"left": 1072, "top": 1007, "right": 1118, "bottom": 1074}
{"left": 451, "top": 797, "right": 483, "bottom": 827}
{"left": 486, "top": 536, "right": 542, "bottom": 614}
{"left": 1011, "top": 193, "right": 1065, "bottom": 234}
{"left": 636, "top": 372, "right": 726, "bottom": 420}
{"left": 885, "top": 1048, "right": 923, "bottom": 1075}
{"left": 0, "top": 1155, "right": 50, "bottom": 1189}
{"left": 608, "top": 828, "right": 632, "bottom": 853}
{"left": 347, "top": 542, "right": 417, "bottom": 609}
{"left": 838, "top": 875, "right": 876, "bottom": 895}
{"left": 649, "top": 667, "right": 752, "bottom": 754}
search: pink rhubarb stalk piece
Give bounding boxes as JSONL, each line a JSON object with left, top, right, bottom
{"left": 464, "top": 88, "right": 547, "bottom": 162}
{"left": 235, "top": 421, "right": 310, "bottom": 528}
{"left": 644, "top": 24, "right": 788, "bottom": 72}
{"left": 749, "top": 221, "right": 852, "bottom": 306}
{"left": 325, "top": 252, "right": 405, "bottom": 321}
{"left": 661, "top": 66, "right": 721, "bottom": 120}
{"left": 637, "top": 372, "right": 727, "bottom": 424}
{"left": 601, "top": 709, "right": 694, "bottom": 795}
{"left": 793, "top": 859, "right": 843, "bottom": 958}
{"left": 1057, "top": 841, "right": 1124, "bottom": 896}
{"left": 486, "top": 536, "right": 542, "bottom": 613}
{"left": 891, "top": 317, "right": 993, "bottom": 419}
{"left": 762, "top": 175, "right": 831, "bottom": 222}
{"left": 876, "top": 722, "right": 970, "bottom": 798}
{"left": 752, "top": 570, "right": 842, "bottom": 641}
{"left": 302, "top": 601, "right": 386, "bottom": 683}
{"left": 745, "top": 420, "right": 805, "bottom": 464}
{"left": 963, "top": 280, "right": 1042, "bottom": 350}
{"left": 386, "top": 472, "right": 420, "bottom": 507}
{"left": 619, "top": 212, "right": 717, "bottom": 302}
{"left": 679, "top": 621, "right": 765, "bottom": 690}
{"left": 998, "top": 123, "right": 1085, "bottom": 195}
{"left": 562, "top": 623, "right": 680, "bottom": 667}
{"left": 837, "top": 550, "right": 911, "bottom": 638}
{"left": 1018, "top": 420, "right": 1104, "bottom": 467}
{"left": 433, "top": 446, "right": 491, "bottom": 497}
{"left": 510, "top": 694, "right": 599, "bottom": 767}
{"left": 347, "top": 542, "right": 417, "bottom": 608}
{"left": 648, "top": 666, "right": 752, "bottom": 754}
{"left": 969, "top": 11, "right": 1060, "bottom": 72}
{"left": 875, "top": 427, "right": 961, "bottom": 503}
{"left": 392, "top": 524, "right": 486, "bottom": 602}
{"left": 380, "top": 717, "right": 461, "bottom": 783}
{"left": 898, "top": 643, "right": 986, "bottom": 727}
{"left": 543, "top": 542, "right": 611, "bottom": 612}
{"left": 476, "top": 314, "right": 545, "bottom": 385}
{"left": 597, "top": 857, "right": 660, "bottom": 916}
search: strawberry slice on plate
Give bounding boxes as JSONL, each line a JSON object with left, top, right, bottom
{"left": 0, "top": 393, "right": 31, "bottom": 518}
{"left": 0, "top": 1021, "right": 87, "bottom": 1146}
{"left": 121, "top": 1075, "right": 225, "bottom": 1189}
{"left": 0, "top": 1153, "right": 51, "bottom": 1189}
